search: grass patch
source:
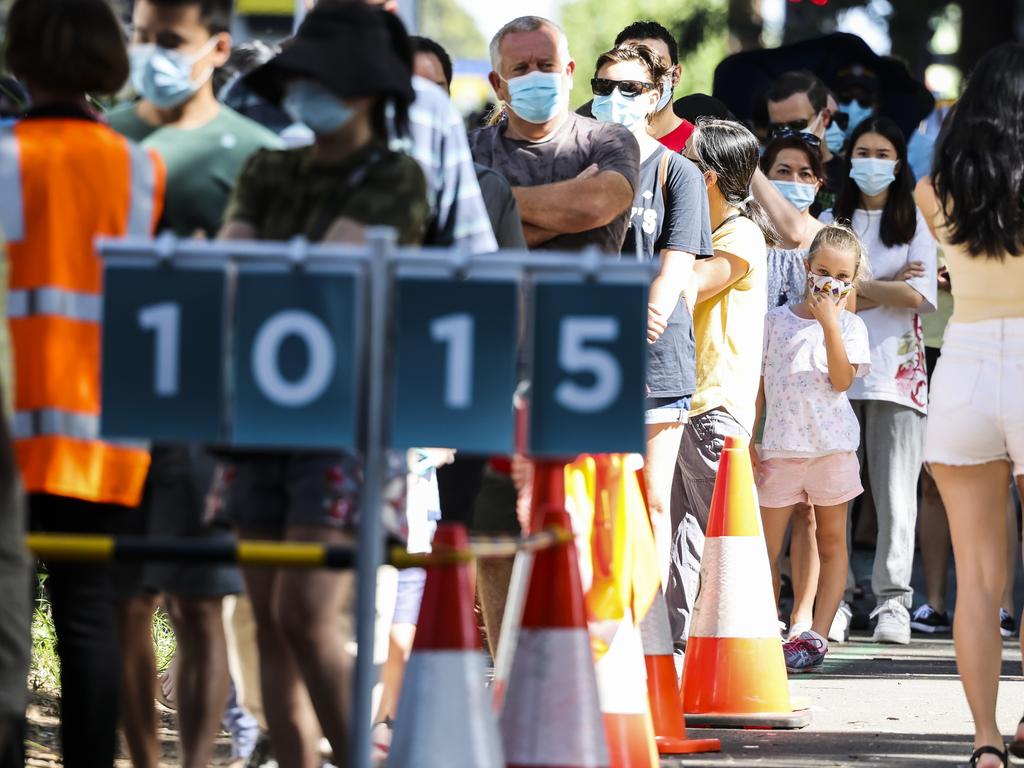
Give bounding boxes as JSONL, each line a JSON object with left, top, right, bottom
{"left": 30, "top": 572, "right": 178, "bottom": 694}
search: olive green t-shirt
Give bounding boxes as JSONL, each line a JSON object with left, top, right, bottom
{"left": 108, "top": 104, "right": 283, "bottom": 237}
{"left": 224, "top": 139, "right": 428, "bottom": 245}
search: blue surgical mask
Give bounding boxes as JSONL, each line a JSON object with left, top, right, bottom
{"left": 282, "top": 80, "right": 354, "bottom": 137}
{"left": 592, "top": 89, "right": 652, "bottom": 131}
{"left": 654, "top": 76, "right": 673, "bottom": 112}
{"left": 771, "top": 180, "right": 818, "bottom": 212}
{"left": 505, "top": 70, "right": 568, "bottom": 125}
{"left": 850, "top": 157, "right": 897, "bottom": 197}
{"left": 840, "top": 100, "right": 873, "bottom": 137}
{"left": 825, "top": 120, "right": 846, "bottom": 154}
{"left": 130, "top": 39, "right": 217, "bottom": 109}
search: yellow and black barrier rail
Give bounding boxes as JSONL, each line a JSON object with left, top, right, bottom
{"left": 24, "top": 526, "right": 573, "bottom": 570}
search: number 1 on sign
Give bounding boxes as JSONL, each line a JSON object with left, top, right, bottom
{"left": 430, "top": 313, "right": 474, "bottom": 409}
{"left": 138, "top": 302, "right": 181, "bottom": 397}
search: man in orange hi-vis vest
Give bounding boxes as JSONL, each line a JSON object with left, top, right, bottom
{"left": 1, "top": 0, "right": 165, "bottom": 764}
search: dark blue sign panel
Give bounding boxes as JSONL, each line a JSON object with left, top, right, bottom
{"left": 391, "top": 277, "right": 518, "bottom": 453}
{"left": 231, "top": 267, "right": 362, "bottom": 449}
{"left": 102, "top": 263, "right": 226, "bottom": 442}
{"left": 529, "top": 279, "right": 647, "bottom": 457}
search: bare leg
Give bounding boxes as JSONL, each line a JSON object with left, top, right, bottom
{"left": 646, "top": 422, "right": 685, "bottom": 589}
{"left": 373, "top": 624, "right": 416, "bottom": 722}
{"left": 242, "top": 529, "right": 321, "bottom": 768}
{"left": 918, "top": 470, "right": 951, "bottom": 613}
{"left": 165, "top": 596, "right": 231, "bottom": 768}
{"left": 761, "top": 505, "right": 797, "bottom": 610}
{"left": 1002, "top": 493, "right": 1017, "bottom": 616}
{"left": 810, "top": 503, "right": 850, "bottom": 639}
{"left": 117, "top": 594, "right": 160, "bottom": 768}
{"left": 477, "top": 557, "right": 514, "bottom": 659}
{"left": 277, "top": 526, "right": 357, "bottom": 768}
{"left": 934, "top": 461, "right": 1011, "bottom": 767}
{"left": 789, "top": 503, "right": 819, "bottom": 630}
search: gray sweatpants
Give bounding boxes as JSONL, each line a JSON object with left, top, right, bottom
{"left": 666, "top": 408, "right": 750, "bottom": 659}
{"left": 851, "top": 399, "right": 926, "bottom": 609}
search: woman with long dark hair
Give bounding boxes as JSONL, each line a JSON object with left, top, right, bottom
{"left": 666, "top": 119, "right": 778, "bottom": 662}
{"left": 925, "top": 43, "right": 1024, "bottom": 768}
{"left": 820, "top": 115, "right": 937, "bottom": 647}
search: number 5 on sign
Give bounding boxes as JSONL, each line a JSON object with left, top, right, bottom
{"left": 529, "top": 279, "right": 647, "bottom": 456}
{"left": 391, "top": 276, "right": 518, "bottom": 454}
{"left": 101, "top": 263, "right": 226, "bottom": 442}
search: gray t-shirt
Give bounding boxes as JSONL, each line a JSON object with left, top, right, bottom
{"left": 475, "top": 164, "right": 526, "bottom": 250}
{"left": 624, "top": 146, "right": 714, "bottom": 399}
{"left": 469, "top": 112, "right": 640, "bottom": 254}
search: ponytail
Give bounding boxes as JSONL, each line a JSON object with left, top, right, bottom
{"left": 739, "top": 197, "right": 782, "bottom": 247}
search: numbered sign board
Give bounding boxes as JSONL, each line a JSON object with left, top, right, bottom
{"left": 231, "top": 266, "right": 363, "bottom": 449}
{"left": 102, "top": 262, "right": 226, "bottom": 442}
{"left": 391, "top": 275, "right": 518, "bottom": 453}
{"left": 529, "top": 278, "right": 647, "bottom": 457}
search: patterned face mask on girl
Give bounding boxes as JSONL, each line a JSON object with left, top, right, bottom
{"left": 808, "top": 272, "right": 853, "bottom": 302}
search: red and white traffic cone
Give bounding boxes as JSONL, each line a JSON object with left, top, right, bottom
{"left": 501, "top": 507, "right": 609, "bottom": 768}
{"left": 387, "top": 523, "right": 504, "bottom": 767}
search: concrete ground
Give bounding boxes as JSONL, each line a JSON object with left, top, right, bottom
{"left": 670, "top": 633, "right": 1024, "bottom": 767}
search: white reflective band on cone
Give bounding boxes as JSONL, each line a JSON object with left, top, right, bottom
{"left": 501, "top": 628, "right": 609, "bottom": 767}
{"left": 690, "top": 536, "right": 780, "bottom": 639}
{"left": 13, "top": 409, "right": 148, "bottom": 450}
{"left": 0, "top": 127, "right": 25, "bottom": 243}
{"left": 125, "top": 140, "right": 157, "bottom": 237}
{"left": 388, "top": 650, "right": 504, "bottom": 768}
{"left": 7, "top": 287, "right": 102, "bottom": 322}
{"left": 638, "top": 589, "right": 674, "bottom": 656}
{"left": 593, "top": 612, "right": 648, "bottom": 714}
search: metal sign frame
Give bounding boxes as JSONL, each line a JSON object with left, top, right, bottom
{"left": 98, "top": 233, "right": 657, "bottom": 768}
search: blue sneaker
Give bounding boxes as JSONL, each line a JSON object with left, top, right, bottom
{"left": 783, "top": 631, "right": 827, "bottom": 674}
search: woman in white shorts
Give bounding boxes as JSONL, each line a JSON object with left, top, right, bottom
{"left": 924, "top": 43, "right": 1024, "bottom": 768}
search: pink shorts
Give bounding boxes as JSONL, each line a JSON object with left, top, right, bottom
{"left": 756, "top": 452, "right": 863, "bottom": 508}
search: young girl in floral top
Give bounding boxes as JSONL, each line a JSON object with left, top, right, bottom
{"left": 753, "top": 223, "right": 873, "bottom": 673}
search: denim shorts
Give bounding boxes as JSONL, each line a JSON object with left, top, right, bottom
{"left": 645, "top": 394, "right": 691, "bottom": 425}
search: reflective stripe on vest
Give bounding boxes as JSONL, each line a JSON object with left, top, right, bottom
{"left": 7, "top": 286, "right": 102, "bottom": 322}
{"left": 125, "top": 140, "right": 157, "bottom": 237}
{"left": 0, "top": 125, "right": 25, "bottom": 242}
{"left": 13, "top": 409, "right": 147, "bottom": 450}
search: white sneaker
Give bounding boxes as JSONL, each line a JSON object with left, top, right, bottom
{"left": 828, "top": 601, "right": 852, "bottom": 644}
{"left": 871, "top": 599, "right": 911, "bottom": 645}
{"left": 786, "top": 620, "right": 812, "bottom": 642}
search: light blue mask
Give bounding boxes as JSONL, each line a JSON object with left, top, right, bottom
{"left": 850, "top": 157, "right": 897, "bottom": 197}
{"left": 592, "top": 89, "right": 652, "bottom": 131}
{"left": 282, "top": 80, "right": 354, "bottom": 137}
{"left": 655, "top": 76, "right": 673, "bottom": 112}
{"left": 505, "top": 70, "right": 568, "bottom": 124}
{"left": 825, "top": 120, "right": 846, "bottom": 154}
{"left": 771, "top": 180, "right": 818, "bottom": 212}
{"left": 130, "top": 39, "right": 217, "bottom": 109}
{"left": 840, "top": 100, "right": 873, "bottom": 137}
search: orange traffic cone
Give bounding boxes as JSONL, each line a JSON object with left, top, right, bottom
{"left": 388, "top": 524, "right": 504, "bottom": 767}
{"left": 501, "top": 507, "right": 609, "bottom": 768}
{"left": 638, "top": 587, "right": 720, "bottom": 754}
{"left": 681, "top": 436, "right": 811, "bottom": 728}
{"left": 592, "top": 610, "right": 658, "bottom": 768}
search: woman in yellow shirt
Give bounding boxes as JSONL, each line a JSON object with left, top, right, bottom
{"left": 924, "top": 43, "right": 1024, "bottom": 768}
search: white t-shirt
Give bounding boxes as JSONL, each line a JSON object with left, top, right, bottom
{"left": 760, "top": 305, "right": 872, "bottom": 458}
{"left": 820, "top": 208, "right": 937, "bottom": 413}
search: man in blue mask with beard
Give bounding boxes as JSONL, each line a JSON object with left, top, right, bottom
{"left": 107, "top": 2, "right": 280, "bottom": 767}
{"left": 470, "top": 15, "right": 640, "bottom": 254}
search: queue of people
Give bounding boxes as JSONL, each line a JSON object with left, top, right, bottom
{"left": 0, "top": 1, "right": 1022, "bottom": 768}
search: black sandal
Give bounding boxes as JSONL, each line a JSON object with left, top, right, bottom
{"left": 1009, "top": 716, "right": 1024, "bottom": 758}
{"left": 970, "top": 745, "right": 1008, "bottom": 767}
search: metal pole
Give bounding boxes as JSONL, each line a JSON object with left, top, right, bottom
{"left": 294, "top": 0, "right": 307, "bottom": 32}
{"left": 398, "top": 0, "right": 419, "bottom": 35}
{"left": 349, "top": 229, "right": 395, "bottom": 768}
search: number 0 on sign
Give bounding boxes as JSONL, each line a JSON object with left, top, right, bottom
{"left": 529, "top": 279, "right": 647, "bottom": 456}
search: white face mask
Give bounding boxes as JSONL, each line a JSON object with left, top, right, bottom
{"left": 807, "top": 272, "right": 853, "bottom": 302}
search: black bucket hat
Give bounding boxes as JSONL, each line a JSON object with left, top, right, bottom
{"left": 246, "top": 3, "right": 414, "bottom": 109}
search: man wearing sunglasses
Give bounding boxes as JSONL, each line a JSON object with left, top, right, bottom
{"left": 471, "top": 15, "right": 639, "bottom": 253}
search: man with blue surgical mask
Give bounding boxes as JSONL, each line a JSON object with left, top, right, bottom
{"left": 471, "top": 15, "right": 639, "bottom": 253}
{"left": 107, "top": 2, "right": 282, "bottom": 767}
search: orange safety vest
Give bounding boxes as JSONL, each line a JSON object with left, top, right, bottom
{"left": 0, "top": 117, "right": 166, "bottom": 507}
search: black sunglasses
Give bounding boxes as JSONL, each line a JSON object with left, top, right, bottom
{"left": 591, "top": 78, "right": 653, "bottom": 98}
{"left": 768, "top": 127, "right": 822, "bottom": 149}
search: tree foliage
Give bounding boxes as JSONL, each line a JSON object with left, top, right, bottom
{"left": 419, "top": 0, "right": 488, "bottom": 61}
{"left": 560, "top": 0, "right": 729, "bottom": 108}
